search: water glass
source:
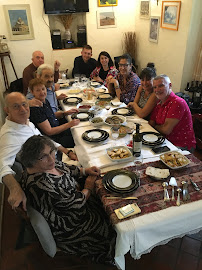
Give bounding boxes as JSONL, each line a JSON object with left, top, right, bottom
{"left": 133, "top": 153, "right": 143, "bottom": 178}
{"left": 111, "top": 126, "right": 119, "bottom": 145}
{"left": 74, "top": 74, "right": 80, "bottom": 84}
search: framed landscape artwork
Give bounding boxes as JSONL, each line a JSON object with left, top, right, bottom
{"left": 97, "top": 11, "right": 117, "bottom": 29}
{"left": 4, "top": 4, "right": 34, "bottom": 40}
{"left": 140, "top": 0, "right": 150, "bottom": 19}
{"left": 149, "top": 16, "right": 160, "bottom": 43}
{"left": 161, "top": 1, "right": 181, "bottom": 31}
{"left": 98, "top": 0, "right": 118, "bottom": 7}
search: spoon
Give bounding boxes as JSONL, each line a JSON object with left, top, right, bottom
{"left": 169, "top": 177, "right": 178, "bottom": 201}
{"left": 176, "top": 188, "right": 182, "bottom": 206}
{"left": 162, "top": 182, "right": 170, "bottom": 201}
{"left": 181, "top": 181, "right": 190, "bottom": 201}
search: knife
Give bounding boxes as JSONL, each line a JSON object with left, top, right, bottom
{"left": 105, "top": 196, "right": 138, "bottom": 200}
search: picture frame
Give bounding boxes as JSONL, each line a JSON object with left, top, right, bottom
{"left": 140, "top": 0, "right": 150, "bottom": 19}
{"left": 161, "top": 1, "right": 181, "bottom": 31}
{"left": 97, "top": 11, "right": 117, "bottom": 29}
{"left": 149, "top": 16, "right": 160, "bottom": 43}
{"left": 3, "top": 4, "right": 34, "bottom": 41}
{"left": 98, "top": 0, "right": 118, "bottom": 7}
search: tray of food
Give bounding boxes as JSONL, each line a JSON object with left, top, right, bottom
{"left": 106, "top": 146, "right": 133, "bottom": 161}
{"left": 160, "top": 151, "right": 190, "bottom": 169}
{"left": 105, "top": 115, "right": 126, "bottom": 126}
{"left": 90, "top": 117, "right": 104, "bottom": 127}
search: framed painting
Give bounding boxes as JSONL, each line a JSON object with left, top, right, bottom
{"left": 140, "top": 0, "right": 150, "bottom": 19}
{"left": 98, "top": 0, "right": 118, "bottom": 7}
{"left": 161, "top": 1, "right": 181, "bottom": 31}
{"left": 3, "top": 4, "right": 34, "bottom": 40}
{"left": 97, "top": 11, "right": 117, "bottom": 29}
{"left": 149, "top": 16, "right": 160, "bottom": 43}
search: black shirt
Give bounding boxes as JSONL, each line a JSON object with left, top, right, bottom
{"left": 72, "top": 56, "right": 96, "bottom": 78}
{"left": 99, "top": 66, "right": 110, "bottom": 81}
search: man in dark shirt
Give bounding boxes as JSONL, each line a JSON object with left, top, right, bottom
{"left": 72, "top": 45, "right": 96, "bottom": 78}
{"left": 23, "top": 51, "right": 61, "bottom": 95}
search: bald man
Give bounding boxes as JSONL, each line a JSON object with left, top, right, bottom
{"left": 0, "top": 92, "right": 77, "bottom": 211}
{"left": 23, "top": 51, "right": 61, "bottom": 95}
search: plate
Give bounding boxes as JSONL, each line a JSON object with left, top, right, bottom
{"left": 68, "top": 89, "right": 81, "bottom": 94}
{"left": 102, "top": 169, "right": 139, "bottom": 193}
{"left": 105, "top": 115, "right": 126, "bottom": 126}
{"left": 63, "top": 97, "right": 82, "bottom": 105}
{"left": 91, "top": 81, "right": 101, "bottom": 86}
{"left": 71, "top": 112, "right": 94, "bottom": 121}
{"left": 160, "top": 151, "right": 190, "bottom": 169}
{"left": 82, "top": 129, "right": 109, "bottom": 143}
{"left": 106, "top": 146, "right": 133, "bottom": 162}
{"left": 97, "top": 88, "right": 106, "bottom": 94}
{"left": 95, "top": 100, "right": 110, "bottom": 108}
{"left": 98, "top": 93, "right": 112, "bottom": 100}
{"left": 111, "top": 101, "right": 122, "bottom": 106}
{"left": 112, "top": 107, "right": 134, "bottom": 116}
{"left": 141, "top": 132, "right": 165, "bottom": 146}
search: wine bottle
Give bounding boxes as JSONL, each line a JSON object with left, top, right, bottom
{"left": 133, "top": 123, "right": 142, "bottom": 157}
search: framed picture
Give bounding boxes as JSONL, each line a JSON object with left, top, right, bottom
{"left": 98, "top": 0, "right": 118, "bottom": 7}
{"left": 97, "top": 11, "right": 117, "bottom": 29}
{"left": 140, "top": 0, "right": 150, "bottom": 19}
{"left": 3, "top": 4, "right": 34, "bottom": 40}
{"left": 161, "top": 1, "right": 181, "bottom": 31}
{"left": 149, "top": 16, "right": 160, "bottom": 43}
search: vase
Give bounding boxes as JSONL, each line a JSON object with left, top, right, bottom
{"left": 64, "top": 29, "right": 71, "bottom": 41}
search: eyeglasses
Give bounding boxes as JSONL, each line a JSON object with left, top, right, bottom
{"left": 11, "top": 102, "right": 29, "bottom": 110}
{"left": 38, "top": 149, "right": 56, "bottom": 162}
{"left": 118, "top": 64, "right": 130, "bottom": 68}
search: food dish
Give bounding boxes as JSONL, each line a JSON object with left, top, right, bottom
{"left": 77, "top": 104, "right": 92, "bottom": 112}
{"left": 97, "top": 93, "right": 112, "bottom": 100}
{"left": 112, "top": 107, "right": 134, "bottom": 116}
{"left": 71, "top": 112, "right": 94, "bottom": 121}
{"left": 60, "top": 83, "right": 69, "bottom": 88}
{"left": 97, "top": 88, "right": 106, "bottom": 94}
{"left": 95, "top": 100, "right": 110, "bottom": 108}
{"left": 106, "top": 146, "right": 133, "bottom": 162}
{"left": 160, "top": 151, "right": 190, "bottom": 169}
{"left": 68, "top": 89, "right": 81, "bottom": 94}
{"left": 118, "top": 125, "right": 134, "bottom": 137}
{"left": 111, "top": 101, "right": 122, "bottom": 107}
{"left": 145, "top": 166, "right": 170, "bottom": 180}
{"left": 82, "top": 129, "right": 109, "bottom": 143}
{"left": 91, "top": 81, "right": 101, "bottom": 87}
{"left": 90, "top": 117, "right": 104, "bottom": 127}
{"left": 105, "top": 115, "right": 126, "bottom": 126}
{"left": 141, "top": 132, "right": 165, "bottom": 146}
{"left": 63, "top": 97, "right": 82, "bottom": 105}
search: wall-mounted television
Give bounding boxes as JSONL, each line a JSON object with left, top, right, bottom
{"left": 43, "top": 0, "right": 89, "bottom": 14}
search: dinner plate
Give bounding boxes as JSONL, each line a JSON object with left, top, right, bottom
{"left": 97, "top": 93, "right": 112, "bottom": 100}
{"left": 63, "top": 97, "right": 82, "bottom": 105}
{"left": 97, "top": 88, "right": 106, "bottom": 94}
{"left": 91, "top": 81, "right": 101, "bottom": 87}
{"left": 71, "top": 112, "right": 94, "bottom": 121}
{"left": 82, "top": 129, "right": 109, "bottom": 142}
{"left": 112, "top": 107, "right": 134, "bottom": 116}
{"left": 141, "top": 132, "right": 165, "bottom": 146}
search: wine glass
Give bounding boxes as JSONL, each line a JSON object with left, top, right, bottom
{"left": 105, "top": 103, "right": 111, "bottom": 111}
{"left": 111, "top": 126, "right": 119, "bottom": 146}
{"left": 133, "top": 153, "right": 143, "bottom": 179}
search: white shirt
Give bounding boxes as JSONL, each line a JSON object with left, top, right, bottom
{"left": 0, "top": 118, "right": 60, "bottom": 183}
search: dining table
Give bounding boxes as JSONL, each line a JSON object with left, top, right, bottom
{"left": 56, "top": 83, "right": 202, "bottom": 270}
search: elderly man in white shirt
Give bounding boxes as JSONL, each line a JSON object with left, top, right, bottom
{"left": 0, "top": 92, "right": 76, "bottom": 211}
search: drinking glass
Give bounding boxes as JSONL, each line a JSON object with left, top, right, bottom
{"left": 105, "top": 103, "right": 111, "bottom": 111}
{"left": 111, "top": 126, "right": 119, "bottom": 146}
{"left": 133, "top": 153, "right": 143, "bottom": 178}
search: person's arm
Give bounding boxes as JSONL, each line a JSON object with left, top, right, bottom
{"left": 107, "top": 78, "right": 121, "bottom": 99}
{"left": 133, "top": 93, "right": 158, "bottom": 119}
{"left": 134, "top": 85, "right": 142, "bottom": 103}
{"left": 72, "top": 57, "right": 80, "bottom": 77}
{"left": 82, "top": 175, "right": 97, "bottom": 200}
{"left": 23, "top": 67, "right": 33, "bottom": 95}
{"left": 154, "top": 118, "right": 180, "bottom": 135}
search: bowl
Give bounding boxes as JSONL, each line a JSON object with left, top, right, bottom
{"left": 77, "top": 103, "right": 92, "bottom": 112}
{"left": 160, "top": 151, "right": 190, "bottom": 169}
{"left": 104, "top": 115, "right": 126, "bottom": 126}
{"left": 106, "top": 146, "right": 133, "bottom": 162}
{"left": 90, "top": 117, "right": 104, "bottom": 127}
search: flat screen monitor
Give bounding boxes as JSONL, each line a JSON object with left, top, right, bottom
{"left": 43, "top": 0, "right": 89, "bottom": 14}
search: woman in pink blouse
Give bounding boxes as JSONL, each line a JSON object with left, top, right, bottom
{"left": 149, "top": 74, "right": 196, "bottom": 151}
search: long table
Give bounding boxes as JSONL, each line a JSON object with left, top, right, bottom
{"left": 56, "top": 88, "right": 202, "bottom": 270}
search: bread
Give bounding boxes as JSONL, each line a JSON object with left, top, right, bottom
{"left": 145, "top": 166, "right": 170, "bottom": 179}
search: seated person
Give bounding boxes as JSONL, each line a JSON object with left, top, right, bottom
{"left": 29, "top": 78, "right": 80, "bottom": 148}
{"left": 0, "top": 92, "right": 77, "bottom": 211}
{"left": 72, "top": 45, "right": 96, "bottom": 78}
{"left": 27, "top": 64, "right": 67, "bottom": 112}
{"left": 20, "top": 135, "right": 116, "bottom": 265}
{"left": 90, "top": 51, "right": 118, "bottom": 87}
{"left": 107, "top": 54, "right": 141, "bottom": 104}
{"left": 128, "top": 63, "right": 157, "bottom": 119}
{"left": 149, "top": 74, "right": 196, "bottom": 151}
{"left": 23, "top": 50, "right": 60, "bottom": 95}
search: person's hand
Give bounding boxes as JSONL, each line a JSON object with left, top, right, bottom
{"left": 28, "top": 98, "right": 43, "bottom": 107}
{"left": 128, "top": 102, "right": 134, "bottom": 108}
{"left": 64, "top": 108, "right": 79, "bottom": 115}
{"left": 106, "top": 75, "right": 113, "bottom": 83}
{"left": 68, "top": 151, "right": 78, "bottom": 161}
{"left": 68, "top": 119, "right": 80, "bottom": 128}
{"left": 54, "top": 60, "right": 61, "bottom": 71}
{"left": 8, "top": 185, "right": 27, "bottom": 211}
{"left": 85, "top": 166, "right": 100, "bottom": 176}
{"left": 57, "top": 93, "right": 68, "bottom": 100}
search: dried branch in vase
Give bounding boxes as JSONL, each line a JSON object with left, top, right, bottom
{"left": 123, "top": 32, "right": 136, "bottom": 61}
{"left": 56, "top": 14, "right": 73, "bottom": 29}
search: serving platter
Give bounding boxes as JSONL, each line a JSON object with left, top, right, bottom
{"left": 160, "top": 151, "right": 190, "bottom": 169}
{"left": 106, "top": 146, "right": 133, "bottom": 162}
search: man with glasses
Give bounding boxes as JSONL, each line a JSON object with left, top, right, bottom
{"left": 0, "top": 92, "right": 76, "bottom": 211}
{"left": 107, "top": 54, "right": 141, "bottom": 104}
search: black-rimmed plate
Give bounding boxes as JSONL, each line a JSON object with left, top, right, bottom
{"left": 71, "top": 112, "right": 94, "bottom": 121}
{"left": 141, "top": 132, "right": 165, "bottom": 146}
{"left": 103, "top": 169, "right": 139, "bottom": 194}
{"left": 112, "top": 107, "right": 134, "bottom": 116}
{"left": 63, "top": 97, "right": 82, "bottom": 105}
{"left": 82, "top": 129, "right": 109, "bottom": 142}
{"left": 97, "top": 93, "right": 112, "bottom": 100}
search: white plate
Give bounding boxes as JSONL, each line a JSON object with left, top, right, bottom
{"left": 91, "top": 82, "right": 100, "bottom": 86}
{"left": 77, "top": 113, "right": 89, "bottom": 119}
{"left": 87, "top": 131, "right": 102, "bottom": 139}
{"left": 112, "top": 175, "right": 132, "bottom": 188}
{"left": 143, "top": 134, "right": 158, "bottom": 142}
{"left": 117, "top": 108, "right": 129, "bottom": 115}
{"left": 67, "top": 98, "right": 78, "bottom": 103}
{"left": 97, "top": 88, "right": 106, "bottom": 93}
{"left": 111, "top": 101, "right": 122, "bottom": 106}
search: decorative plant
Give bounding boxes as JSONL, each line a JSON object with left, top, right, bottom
{"left": 56, "top": 14, "right": 73, "bottom": 29}
{"left": 122, "top": 31, "right": 136, "bottom": 61}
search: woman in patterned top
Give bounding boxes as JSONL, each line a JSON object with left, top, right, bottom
{"left": 128, "top": 63, "right": 158, "bottom": 119}
{"left": 90, "top": 51, "right": 118, "bottom": 87}
{"left": 20, "top": 135, "right": 116, "bottom": 265}
{"left": 107, "top": 54, "right": 141, "bottom": 104}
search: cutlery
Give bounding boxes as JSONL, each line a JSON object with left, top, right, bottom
{"left": 169, "top": 177, "right": 178, "bottom": 201}
{"left": 181, "top": 181, "right": 190, "bottom": 201}
{"left": 90, "top": 142, "right": 108, "bottom": 148}
{"left": 190, "top": 180, "right": 200, "bottom": 191}
{"left": 105, "top": 196, "right": 138, "bottom": 200}
{"left": 162, "top": 182, "right": 170, "bottom": 201}
{"left": 176, "top": 188, "right": 182, "bottom": 206}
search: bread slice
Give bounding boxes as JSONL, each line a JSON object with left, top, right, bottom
{"left": 145, "top": 166, "right": 170, "bottom": 179}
